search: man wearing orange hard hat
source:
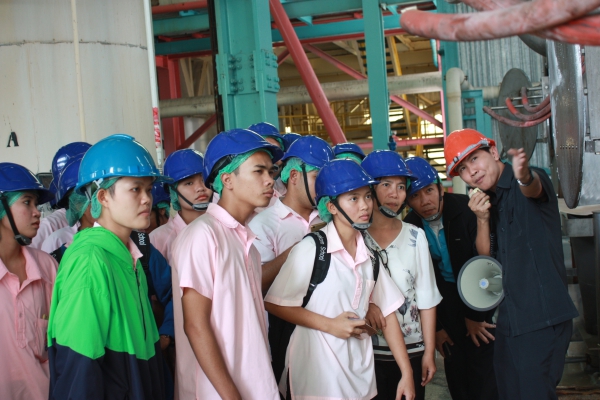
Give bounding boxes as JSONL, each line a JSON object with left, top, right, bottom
{"left": 444, "top": 128, "right": 578, "bottom": 400}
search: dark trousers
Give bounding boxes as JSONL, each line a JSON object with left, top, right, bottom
{"left": 373, "top": 355, "right": 426, "bottom": 400}
{"left": 436, "top": 280, "right": 498, "bottom": 400}
{"left": 494, "top": 320, "right": 572, "bottom": 400}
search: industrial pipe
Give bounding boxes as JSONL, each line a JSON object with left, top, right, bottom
{"left": 269, "top": 0, "right": 347, "bottom": 145}
{"left": 143, "top": 0, "right": 165, "bottom": 167}
{"left": 505, "top": 97, "right": 551, "bottom": 121}
{"left": 303, "top": 43, "right": 443, "bottom": 129}
{"left": 446, "top": 67, "right": 467, "bottom": 194}
{"left": 400, "top": 0, "right": 600, "bottom": 44}
{"left": 159, "top": 71, "right": 443, "bottom": 118}
{"left": 177, "top": 114, "right": 217, "bottom": 150}
{"left": 483, "top": 106, "right": 551, "bottom": 127}
{"left": 521, "top": 88, "right": 551, "bottom": 113}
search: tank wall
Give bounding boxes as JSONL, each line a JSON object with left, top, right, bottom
{"left": 0, "top": 0, "right": 155, "bottom": 174}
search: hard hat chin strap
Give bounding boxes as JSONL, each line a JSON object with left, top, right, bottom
{"left": 372, "top": 190, "right": 405, "bottom": 219}
{"left": 175, "top": 187, "right": 211, "bottom": 211}
{"left": 0, "top": 194, "right": 32, "bottom": 246}
{"left": 331, "top": 197, "right": 372, "bottom": 231}
{"left": 301, "top": 164, "right": 317, "bottom": 209}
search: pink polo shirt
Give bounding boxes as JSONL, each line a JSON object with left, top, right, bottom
{"left": 150, "top": 213, "right": 187, "bottom": 263}
{"left": 0, "top": 246, "right": 58, "bottom": 400}
{"left": 31, "top": 208, "right": 69, "bottom": 250}
{"left": 265, "top": 222, "right": 405, "bottom": 400}
{"left": 249, "top": 198, "right": 321, "bottom": 263}
{"left": 171, "top": 203, "right": 279, "bottom": 400}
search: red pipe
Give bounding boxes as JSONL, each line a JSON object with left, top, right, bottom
{"left": 520, "top": 89, "right": 551, "bottom": 113}
{"left": 177, "top": 114, "right": 217, "bottom": 150}
{"left": 483, "top": 106, "right": 551, "bottom": 127}
{"left": 152, "top": 1, "right": 208, "bottom": 15}
{"left": 399, "top": 0, "right": 600, "bottom": 42}
{"left": 505, "top": 98, "right": 551, "bottom": 121}
{"left": 303, "top": 43, "right": 443, "bottom": 129}
{"left": 270, "top": 0, "right": 347, "bottom": 145}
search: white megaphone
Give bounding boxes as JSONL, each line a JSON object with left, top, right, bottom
{"left": 457, "top": 256, "right": 504, "bottom": 311}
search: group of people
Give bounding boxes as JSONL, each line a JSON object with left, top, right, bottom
{"left": 0, "top": 122, "right": 576, "bottom": 400}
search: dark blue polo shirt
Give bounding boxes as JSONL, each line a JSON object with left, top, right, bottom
{"left": 489, "top": 164, "right": 577, "bottom": 337}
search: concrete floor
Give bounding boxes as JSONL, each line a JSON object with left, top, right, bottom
{"left": 423, "top": 284, "right": 600, "bottom": 399}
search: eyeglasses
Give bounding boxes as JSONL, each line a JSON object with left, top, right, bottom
{"left": 378, "top": 248, "right": 391, "bottom": 275}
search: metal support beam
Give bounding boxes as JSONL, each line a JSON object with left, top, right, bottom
{"left": 178, "top": 114, "right": 217, "bottom": 150}
{"left": 364, "top": 0, "right": 391, "bottom": 150}
{"left": 152, "top": 1, "right": 208, "bottom": 15}
{"left": 594, "top": 211, "right": 600, "bottom": 341}
{"left": 303, "top": 43, "right": 442, "bottom": 129}
{"left": 213, "top": 0, "right": 279, "bottom": 130}
{"left": 358, "top": 136, "right": 444, "bottom": 150}
{"left": 154, "top": 13, "right": 405, "bottom": 56}
{"left": 157, "top": 57, "right": 185, "bottom": 155}
{"left": 270, "top": 0, "right": 346, "bottom": 144}
{"left": 159, "top": 72, "right": 442, "bottom": 117}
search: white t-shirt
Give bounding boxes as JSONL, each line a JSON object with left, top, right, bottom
{"left": 266, "top": 222, "right": 405, "bottom": 400}
{"left": 30, "top": 208, "right": 69, "bottom": 250}
{"left": 364, "top": 223, "right": 442, "bottom": 359}
{"left": 40, "top": 224, "right": 80, "bottom": 254}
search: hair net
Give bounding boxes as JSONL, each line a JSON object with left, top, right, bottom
{"left": 155, "top": 201, "right": 171, "bottom": 212}
{"left": 168, "top": 185, "right": 182, "bottom": 212}
{"left": 90, "top": 178, "right": 119, "bottom": 219}
{"left": 0, "top": 192, "right": 24, "bottom": 221}
{"left": 317, "top": 195, "right": 334, "bottom": 223}
{"left": 280, "top": 157, "right": 320, "bottom": 184}
{"left": 212, "top": 149, "right": 271, "bottom": 195}
{"left": 66, "top": 191, "right": 91, "bottom": 227}
{"left": 335, "top": 152, "right": 363, "bottom": 164}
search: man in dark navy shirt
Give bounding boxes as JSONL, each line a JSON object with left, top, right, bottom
{"left": 445, "top": 129, "right": 578, "bottom": 400}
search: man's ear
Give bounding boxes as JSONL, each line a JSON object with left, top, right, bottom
{"left": 220, "top": 172, "right": 234, "bottom": 191}
{"left": 289, "top": 168, "right": 300, "bottom": 185}
{"left": 490, "top": 146, "right": 500, "bottom": 161}
{"left": 96, "top": 188, "right": 110, "bottom": 207}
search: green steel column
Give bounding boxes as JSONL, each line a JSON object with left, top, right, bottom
{"left": 435, "top": 0, "right": 460, "bottom": 135}
{"left": 214, "top": 0, "right": 279, "bottom": 130}
{"left": 362, "top": 0, "right": 390, "bottom": 150}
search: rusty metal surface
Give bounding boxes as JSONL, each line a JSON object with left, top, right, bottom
{"left": 496, "top": 68, "right": 538, "bottom": 160}
{"left": 548, "top": 41, "right": 585, "bottom": 208}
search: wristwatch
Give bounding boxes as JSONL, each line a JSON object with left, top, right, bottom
{"left": 517, "top": 169, "right": 535, "bottom": 187}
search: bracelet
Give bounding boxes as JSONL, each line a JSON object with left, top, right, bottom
{"left": 517, "top": 169, "right": 535, "bottom": 187}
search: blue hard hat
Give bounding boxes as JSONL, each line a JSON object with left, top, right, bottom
{"left": 203, "top": 129, "right": 284, "bottom": 189}
{"left": 281, "top": 135, "right": 333, "bottom": 169}
{"left": 281, "top": 133, "right": 302, "bottom": 151}
{"left": 248, "top": 122, "right": 283, "bottom": 139}
{"left": 152, "top": 182, "right": 170, "bottom": 207}
{"left": 315, "top": 159, "right": 378, "bottom": 202}
{"left": 0, "top": 163, "right": 54, "bottom": 204}
{"left": 75, "top": 134, "right": 171, "bottom": 193}
{"left": 163, "top": 149, "right": 204, "bottom": 184}
{"left": 48, "top": 179, "right": 58, "bottom": 206}
{"left": 56, "top": 155, "right": 83, "bottom": 205}
{"left": 362, "top": 150, "right": 417, "bottom": 181}
{"left": 405, "top": 157, "right": 440, "bottom": 196}
{"left": 332, "top": 142, "right": 365, "bottom": 159}
{"left": 52, "top": 142, "right": 91, "bottom": 180}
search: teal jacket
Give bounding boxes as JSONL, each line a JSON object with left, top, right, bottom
{"left": 47, "top": 227, "right": 164, "bottom": 400}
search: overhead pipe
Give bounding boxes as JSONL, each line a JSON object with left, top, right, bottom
{"left": 152, "top": 1, "right": 207, "bottom": 15}
{"left": 399, "top": 0, "right": 600, "bottom": 46}
{"left": 303, "top": 43, "right": 442, "bottom": 129}
{"left": 269, "top": 0, "right": 347, "bottom": 145}
{"left": 159, "top": 71, "right": 442, "bottom": 118}
{"left": 358, "top": 136, "right": 444, "bottom": 150}
{"left": 446, "top": 67, "right": 467, "bottom": 194}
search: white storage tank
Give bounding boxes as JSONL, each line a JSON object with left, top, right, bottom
{"left": 0, "top": 0, "right": 156, "bottom": 173}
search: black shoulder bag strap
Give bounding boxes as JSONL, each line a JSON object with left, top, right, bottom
{"left": 301, "top": 231, "right": 331, "bottom": 308}
{"left": 130, "top": 231, "right": 151, "bottom": 272}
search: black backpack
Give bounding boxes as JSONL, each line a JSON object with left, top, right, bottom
{"left": 268, "top": 231, "right": 382, "bottom": 383}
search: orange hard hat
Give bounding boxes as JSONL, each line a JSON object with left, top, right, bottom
{"left": 445, "top": 129, "right": 496, "bottom": 177}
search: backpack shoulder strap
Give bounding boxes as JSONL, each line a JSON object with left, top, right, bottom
{"left": 130, "top": 231, "right": 151, "bottom": 271}
{"left": 301, "top": 231, "right": 331, "bottom": 308}
{"left": 50, "top": 244, "right": 67, "bottom": 264}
